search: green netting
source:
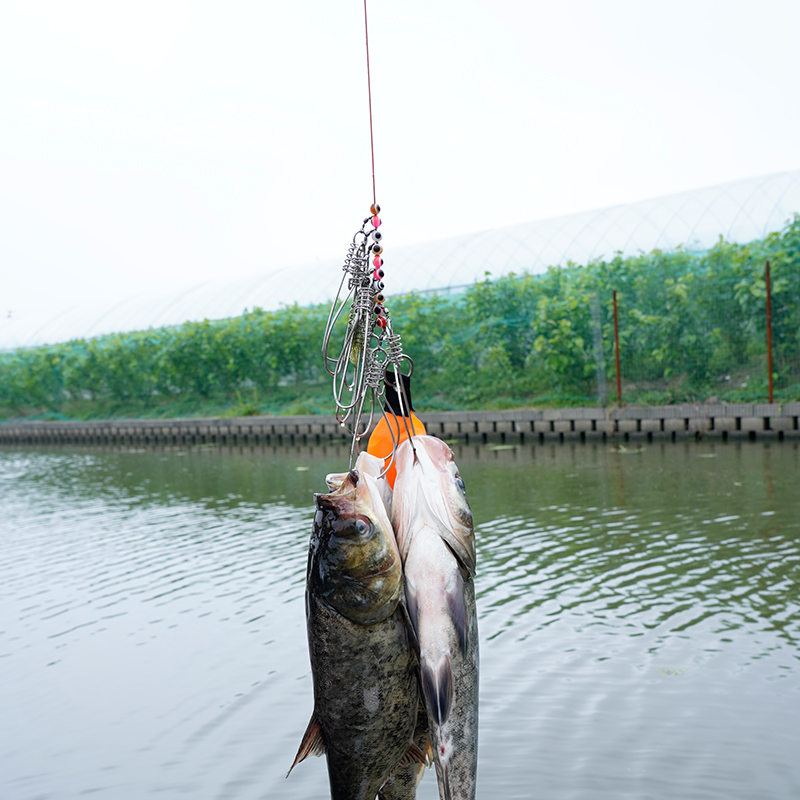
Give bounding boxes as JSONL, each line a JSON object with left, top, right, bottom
{"left": 1, "top": 216, "right": 798, "bottom": 419}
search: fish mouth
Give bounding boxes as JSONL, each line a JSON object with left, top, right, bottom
{"left": 408, "top": 440, "right": 449, "bottom": 482}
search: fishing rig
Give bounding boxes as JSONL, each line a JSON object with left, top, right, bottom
{"left": 321, "top": 205, "right": 415, "bottom": 469}
{"left": 321, "top": 1, "right": 417, "bottom": 471}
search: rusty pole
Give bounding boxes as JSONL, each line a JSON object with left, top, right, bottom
{"left": 766, "top": 260, "right": 774, "bottom": 403}
{"left": 613, "top": 290, "right": 622, "bottom": 405}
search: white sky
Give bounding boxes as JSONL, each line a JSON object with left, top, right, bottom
{"left": 2, "top": 0, "right": 799, "bottom": 324}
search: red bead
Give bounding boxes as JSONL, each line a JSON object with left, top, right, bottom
{"left": 373, "top": 268, "right": 384, "bottom": 280}
{"left": 373, "top": 256, "right": 383, "bottom": 268}
{"left": 372, "top": 215, "right": 381, "bottom": 228}
{"left": 370, "top": 203, "right": 381, "bottom": 215}
{"left": 376, "top": 315, "right": 388, "bottom": 328}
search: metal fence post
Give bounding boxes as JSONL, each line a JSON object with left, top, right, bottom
{"left": 590, "top": 292, "right": 607, "bottom": 406}
{"left": 613, "top": 290, "right": 622, "bottom": 405}
{"left": 766, "top": 260, "right": 774, "bottom": 403}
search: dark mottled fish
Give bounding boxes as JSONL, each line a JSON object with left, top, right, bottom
{"left": 392, "top": 436, "right": 479, "bottom": 800}
{"left": 289, "top": 452, "right": 423, "bottom": 800}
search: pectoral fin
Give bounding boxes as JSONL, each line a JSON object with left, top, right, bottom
{"left": 398, "top": 596, "right": 420, "bottom": 662}
{"left": 394, "top": 741, "right": 428, "bottom": 767}
{"left": 404, "top": 574, "right": 421, "bottom": 642}
{"left": 440, "top": 533, "right": 477, "bottom": 578}
{"left": 286, "top": 715, "right": 324, "bottom": 776}
{"left": 446, "top": 573, "right": 469, "bottom": 658}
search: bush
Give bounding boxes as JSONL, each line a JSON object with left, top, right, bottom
{"left": 2, "top": 216, "right": 799, "bottom": 420}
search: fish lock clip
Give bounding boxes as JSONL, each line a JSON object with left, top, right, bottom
{"left": 322, "top": 206, "right": 415, "bottom": 469}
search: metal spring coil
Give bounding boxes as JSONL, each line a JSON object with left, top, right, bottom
{"left": 386, "top": 332, "right": 404, "bottom": 364}
{"left": 344, "top": 235, "right": 370, "bottom": 284}
{"left": 346, "top": 277, "right": 374, "bottom": 361}
{"left": 365, "top": 350, "right": 384, "bottom": 389}
{"left": 353, "top": 277, "right": 374, "bottom": 311}
{"left": 342, "top": 239, "right": 363, "bottom": 275}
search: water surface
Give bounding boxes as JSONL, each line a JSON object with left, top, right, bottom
{"left": 1, "top": 440, "right": 799, "bottom": 799}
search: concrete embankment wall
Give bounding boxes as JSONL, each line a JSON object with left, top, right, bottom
{"left": 2, "top": 403, "right": 799, "bottom": 446}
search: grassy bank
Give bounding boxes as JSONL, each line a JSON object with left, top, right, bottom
{"left": 2, "top": 215, "right": 799, "bottom": 422}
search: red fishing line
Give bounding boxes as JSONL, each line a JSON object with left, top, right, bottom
{"left": 364, "top": 0, "right": 377, "bottom": 207}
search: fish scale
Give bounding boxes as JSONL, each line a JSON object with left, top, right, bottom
{"left": 306, "top": 594, "right": 420, "bottom": 800}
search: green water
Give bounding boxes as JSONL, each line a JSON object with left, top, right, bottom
{"left": 1, "top": 439, "right": 799, "bottom": 799}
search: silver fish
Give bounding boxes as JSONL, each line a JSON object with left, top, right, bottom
{"left": 392, "top": 436, "right": 479, "bottom": 800}
{"left": 290, "top": 452, "right": 424, "bottom": 800}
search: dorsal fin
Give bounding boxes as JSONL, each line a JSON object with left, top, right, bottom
{"left": 286, "top": 715, "right": 324, "bottom": 777}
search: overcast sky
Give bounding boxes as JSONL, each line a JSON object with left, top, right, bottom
{"left": 2, "top": 0, "right": 799, "bottom": 324}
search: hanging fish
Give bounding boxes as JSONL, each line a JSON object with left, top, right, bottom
{"left": 392, "top": 436, "right": 479, "bottom": 800}
{"left": 289, "top": 452, "right": 425, "bottom": 800}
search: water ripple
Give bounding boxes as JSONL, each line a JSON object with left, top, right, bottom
{"left": 2, "top": 441, "right": 800, "bottom": 799}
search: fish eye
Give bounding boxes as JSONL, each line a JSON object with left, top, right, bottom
{"left": 332, "top": 515, "right": 374, "bottom": 540}
{"left": 350, "top": 517, "right": 375, "bottom": 539}
{"left": 455, "top": 477, "right": 466, "bottom": 493}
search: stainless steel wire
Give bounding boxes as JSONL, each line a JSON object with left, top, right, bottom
{"left": 322, "top": 214, "right": 415, "bottom": 469}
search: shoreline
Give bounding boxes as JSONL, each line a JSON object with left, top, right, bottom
{"left": 2, "top": 403, "right": 799, "bottom": 446}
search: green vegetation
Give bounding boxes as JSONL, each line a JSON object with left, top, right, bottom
{"left": 2, "top": 216, "right": 799, "bottom": 421}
